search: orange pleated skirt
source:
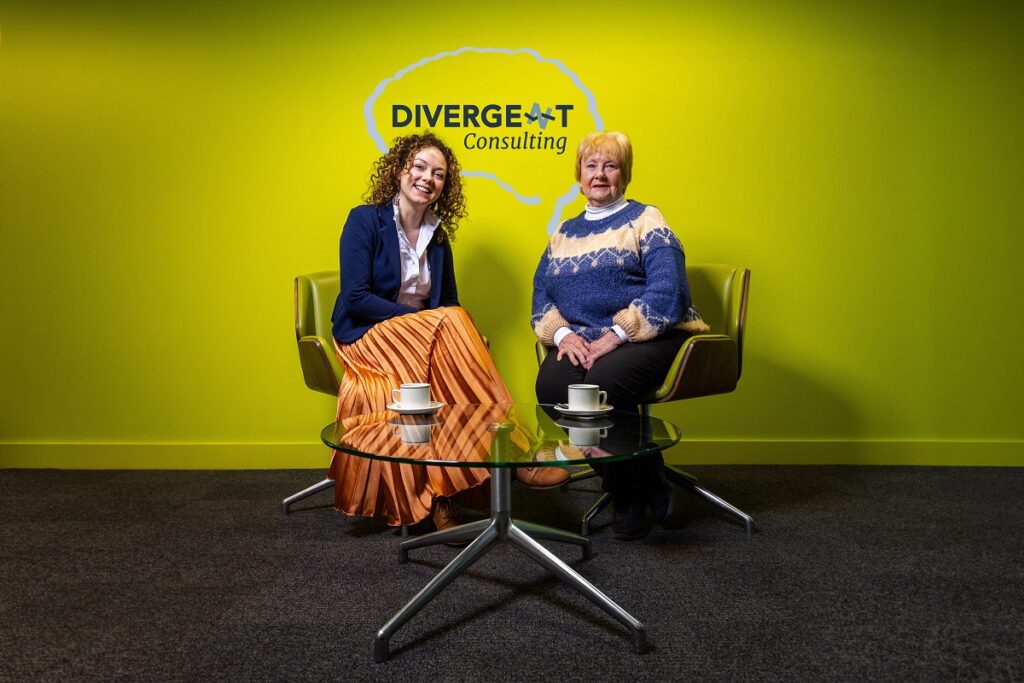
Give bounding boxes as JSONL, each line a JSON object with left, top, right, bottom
{"left": 328, "top": 306, "right": 512, "bottom": 526}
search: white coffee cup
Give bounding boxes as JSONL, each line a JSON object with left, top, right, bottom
{"left": 393, "top": 423, "right": 432, "bottom": 444}
{"left": 567, "top": 384, "right": 607, "bottom": 411}
{"left": 392, "top": 383, "right": 431, "bottom": 409}
{"left": 568, "top": 426, "right": 608, "bottom": 447}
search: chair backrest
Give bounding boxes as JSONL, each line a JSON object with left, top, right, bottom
{"left": 686, "top": 263, "right": 750, "bottom": 379}
{"left": 294, "top": 271, "right": 343, "bottom": 396}
{"left": 295, "top": 271, "right": 339, "bottom": 342}
{"left": 532, "top": 262, "right": 749, "bottom": 404}
{"left": 643, "top": 263, "right": 750, "bottom": 404}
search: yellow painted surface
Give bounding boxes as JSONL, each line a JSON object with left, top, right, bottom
{"left": 2, "top": 2, "right": 1023, "bottom": 467}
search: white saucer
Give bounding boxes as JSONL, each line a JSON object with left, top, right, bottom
{"left": 555, "top": 416, "right": 614, "bottom": 430}
{"left": 553, "top": 403, "right": 615, "bottom": 419}
{"left": 387, "top": 401, "right": 444, "bottom": 416}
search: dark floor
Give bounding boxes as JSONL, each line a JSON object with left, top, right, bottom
{"left": 1, "top": 466, "right": 1022, "bottom": 681}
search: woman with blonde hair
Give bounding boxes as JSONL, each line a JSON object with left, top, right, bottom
{"left": 331, "top": 132, "right": 565, "bottom": 533}
{"left": 532, "top": 130, "right": 707, "bottom": 540}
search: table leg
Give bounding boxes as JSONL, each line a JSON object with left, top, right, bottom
{"left": 376, "top": 465, "right": 647, "bottom": 662}
{"left": 398, "top": 518, "right": 491, "bottom": 563}
{"left": 374, "top": 522, "right": 499, "bottom": 663}
{"left": 506, "top": 524, "right": 648, "bottom": 654}
{"left": 513, "top": 520, "right": 592, "bottom": 560}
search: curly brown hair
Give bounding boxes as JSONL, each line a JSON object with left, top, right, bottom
{"left": 363, "top": 132, "right": 467, "bottom": 243}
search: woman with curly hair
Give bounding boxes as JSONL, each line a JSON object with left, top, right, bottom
{"left": 329, "top": 132, "right": 566, "bottom": 532}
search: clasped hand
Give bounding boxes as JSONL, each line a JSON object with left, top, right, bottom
{"left": 556, "top": 331, "right": 623, "bottom": 369}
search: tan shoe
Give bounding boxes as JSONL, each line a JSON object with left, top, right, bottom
{"left": 516, "top": 465, "right": 571, "bottom": 489}
{"left": 432, "top": 497, "right": 470, "bottom": 547}
{"left": 432, "top": 496, "right": 459, "bottom": 532}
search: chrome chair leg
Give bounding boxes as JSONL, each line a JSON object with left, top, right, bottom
{"left": 284, "top": 478, "right": 410, "bottom": 535}
{"left": 581, "top": 492, "right": 613, "bottom": 536}
{"left": 559, "top": 468, "right": 600, "bottom": 493}
{"left": 665, "top": 467, "right": 754, "bottom": 535}
{"left": 281, "top": 478, "right": 333, "bottom": 514}
{"left": 573, "top": 468, "right": 754, "bottom": 536}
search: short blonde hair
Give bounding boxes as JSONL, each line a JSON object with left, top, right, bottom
{"left": 574, "top": 131, "right": 633, "bottom": 193}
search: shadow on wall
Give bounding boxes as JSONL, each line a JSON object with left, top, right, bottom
{"left": 744, "top": 351, "right": 863, "bottom": 439}
{"left": 660, "top": 350, "right": 868, "bottom": 460}
{"left": 653, "top": 351, "right": 887, "bottom": 519}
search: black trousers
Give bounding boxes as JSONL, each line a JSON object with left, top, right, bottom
{"left": 535, "top": 330, "right": 688, "bottom": 502}
{"left": 535, "top": 329, "right": 688, "bottom": 413}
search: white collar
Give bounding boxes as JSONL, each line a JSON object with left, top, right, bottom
{"left": 393, "top": 195, "right": 441, "bottom": 234}
{"left": 584, "top": 196, "right": 628, "bottom": 221}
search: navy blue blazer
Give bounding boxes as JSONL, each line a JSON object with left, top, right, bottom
{"left": 331, "top": 204, "right": 459, "bottom": 343}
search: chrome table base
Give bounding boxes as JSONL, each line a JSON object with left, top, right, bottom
{"left": 372, "top": 467, "right": 647, "bottom": 663}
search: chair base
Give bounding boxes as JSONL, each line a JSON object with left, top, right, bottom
{"left": 665, "top": 466, "right": 754, "bottom": 535}
{"left": 281, "top": 478, "right": 334, "bottom": 514}
{"left": 280, "top": 478, "right": 417, "bottom": 537}
{"left": 569, "top": 467, "right": 754, "bottom": 536}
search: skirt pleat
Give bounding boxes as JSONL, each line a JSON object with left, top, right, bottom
{"left": 328, "top": 306, "right": 512, "bottom": 526}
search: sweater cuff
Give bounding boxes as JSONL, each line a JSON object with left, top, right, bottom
{"left": 612, "top": 305, "right": 661, "bottom": 342}
{"left": 534, "top": 307, "right": 571, "bottom": 346}
{"left": 678, "top": 318, "right": 711, "bottom": 334}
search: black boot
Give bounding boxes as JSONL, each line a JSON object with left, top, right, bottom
{"left": 647, "top": 463, "right": 673, "bottom": 524}
{"left": 612, "top": 493, "right": 650, "bottom": 541}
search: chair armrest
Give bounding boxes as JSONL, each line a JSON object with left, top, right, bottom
{"left": 297, "top": 335, "right": 343, "bottom": 396}
{"left": 535, "top": 340, "right": 551, "bottom": 366}
{"left": 646, "top": 334, "right": 739, "bottom": 403}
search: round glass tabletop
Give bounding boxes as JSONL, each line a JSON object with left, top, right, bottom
{"left": 320, "top": 403, "right": 681, "bottom": 468}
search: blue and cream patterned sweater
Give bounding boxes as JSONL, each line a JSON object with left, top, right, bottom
{"left": 532, "top": 200, "right": 695, "bottom": 344}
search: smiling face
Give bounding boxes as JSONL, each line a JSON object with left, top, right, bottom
{"left": 574, "top": 132, "right": 633, "bottom": 208}
{"left": 398, "top": 146, "right": 447, "bottom": 210}
{"left": 580, "top": 152, "right": 622, "bottom": 207}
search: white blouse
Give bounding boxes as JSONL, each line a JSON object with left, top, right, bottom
{"left": 393, "top": 199, "right": 440, "bottom": 310}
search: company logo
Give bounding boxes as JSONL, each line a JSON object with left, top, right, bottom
{"left": 364, "top": 47, "right": 603, "bottom": 233}
{"left": 392, "top": 103, "right": 574, "bottom": 155}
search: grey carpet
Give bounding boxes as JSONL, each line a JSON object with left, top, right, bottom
{"left": 1, "top": 466, "right": 1022, "bottom": 681}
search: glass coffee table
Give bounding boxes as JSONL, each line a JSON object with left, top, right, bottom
{"left": 321, "top": 403, "right": 681, "bottom": 662}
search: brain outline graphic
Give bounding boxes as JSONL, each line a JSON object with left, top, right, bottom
{"left": 364, "top": 46, "right": 604, "bottom": 234}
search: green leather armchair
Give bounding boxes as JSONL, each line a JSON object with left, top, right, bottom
{"left": 282, "top": 272, "right": 343, "bottom": 514}
{"left": 537, "top": 263, "right": 754, "bottom": 535}
{"left": 295, "top": 271, "right": 344, "bottom": 397}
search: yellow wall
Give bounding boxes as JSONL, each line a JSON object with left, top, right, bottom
{"left": 2, "top": 1, "right": 1023, "bottom": 467}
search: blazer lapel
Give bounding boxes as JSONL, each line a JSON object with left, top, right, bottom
{"left": 376, "top": 204, "right": 401, "bottom": 282}
{"left": 428, "top": 239, "right": 444, "bottom": 307}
